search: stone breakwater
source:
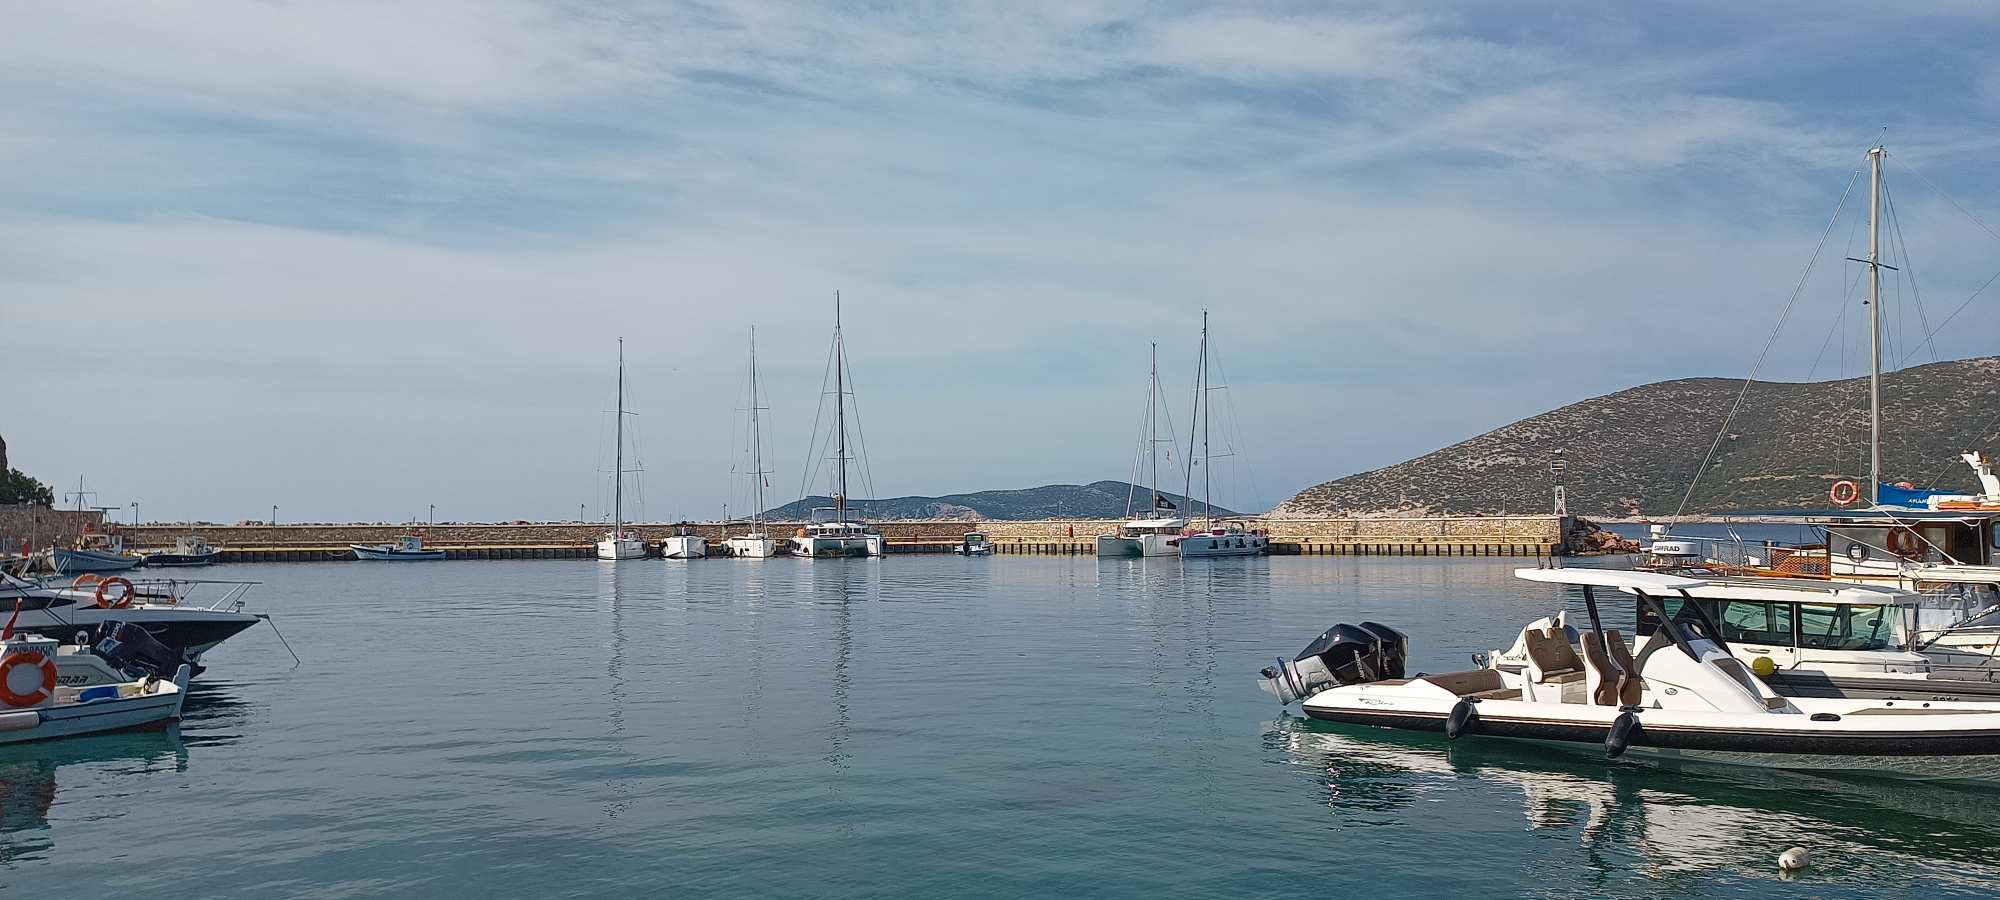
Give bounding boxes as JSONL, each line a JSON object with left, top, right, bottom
{"left": 119, "top": 515, "right": 1566, "bottom": 559}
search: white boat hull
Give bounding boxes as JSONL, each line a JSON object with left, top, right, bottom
{"left": 1178, "top": 532, "right": 1270, "bottom": 558}
{"left": 350, "top": 544, "right": 446, "bottom": 561}
{"left": 789, "top": 535, "right": 876, "bottom": 558}
{"left": 596, "top": 537, "right": 646, "bottom": 560}
{"left": 722, "top": 536, "right": 777, "bottom": 558}
{"left": 0, "top": 667, "right": 189, "bottom": 746}
{"left": 660, "top": 536, "right": 707, "bottom": 559}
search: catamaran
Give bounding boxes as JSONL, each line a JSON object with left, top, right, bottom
{"left": 789, "top": 294, "right": 883, "bottom": 559}
{"left": 1096, "top": 343, "right": 1187, "bottom": 558}
{"left": 723, "top": 328, "right": 779, "bottom": 559}
{"left": 1176, "top": 312, "right": 1268, "bottom": 559}
{"left": 597, "top": 338, "right": 646, "bottom": 560}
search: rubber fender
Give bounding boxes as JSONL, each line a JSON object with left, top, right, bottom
{"left": 1606, "top": 710, "right": 1640, "bottom": 758}
{"left": 1445, "top": 698, "right": 1478, "bottom": 741}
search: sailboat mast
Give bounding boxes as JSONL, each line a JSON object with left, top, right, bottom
{"left": 1148, "top": 343, "right": 1160, "bottom": 513}
{"left": 1867, "top": 146, "right": 1884, "bottom": 505}
{"left": 833, "top": 292, "right": 848, "bottom": 524}
{"left": 613, "top": 337, "right": 626, "bottom": 533}
{"left": 749, "top": 327, "right": 766, "bottom": 532}
{"left": 1200, "top": 311, "right": 1212, "bottom": 524}
{"left": 1183, "top": 322, "right": 1202, "bottom": 516}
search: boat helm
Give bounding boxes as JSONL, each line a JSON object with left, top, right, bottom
{"left": 1259, "top": 621, "right": 1407, "bottom": 705}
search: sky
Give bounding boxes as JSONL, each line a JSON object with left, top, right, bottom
{"left": 6, "top": 1, "right": 2000, "bottom": 524}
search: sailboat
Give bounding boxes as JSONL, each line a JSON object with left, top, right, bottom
{"left": 1177, "top": 312, "right": 1269, "bottom": 559}
{"left": 597, "top": 338, "right": 646, "bottom": 560}
{"left": 723, "top": 327, "right": 778, "bottom": 559}
{"left": 1096, "top": 343, "right": 1188, "bottom": 558}
{"left": 789, "top": 294, "right": 884, "bottom": 559}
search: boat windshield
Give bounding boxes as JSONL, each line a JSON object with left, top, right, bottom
{"left": 1650, "top": 596, "right": 1896, "bottom": 652}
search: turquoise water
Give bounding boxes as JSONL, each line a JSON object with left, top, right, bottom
{"left": 5, "top": 556, "right": 1999, "bottom": 897}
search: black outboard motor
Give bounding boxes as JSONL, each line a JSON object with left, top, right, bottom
{"left": 92, "top": 622, "right": 204, "bottom": 680}
{"left": 1258, "top": 621, "right": 1409, "bottom": 704}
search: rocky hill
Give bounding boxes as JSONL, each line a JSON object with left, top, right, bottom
{"left": 1274, "top": 356, "right": 2000, "bottom": 517}
{"left": 764, "top": 481, "right": 1235, "bottom": 521}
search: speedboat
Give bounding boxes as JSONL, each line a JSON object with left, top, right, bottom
{"left": 954, "top": 532, "right": 993, "bottom": 555}
{"left": 0, "top": 631, "right": 188, "bottom": 745}
{"left": 1259, "top": 567, "right": 2000, "bottom": 780}
{"left": 660, "top": 523, "right": 707, "bottom": 560}
{"left": 142, "top": 535, "right": 222, "bottom": 568}
{"left": 1484, "top": 569, "right": 2000, "bottom": 702}
{"left": 0, "top": 572, "right": 262, "bottom": 665}
{"left": 1176, "top": 523, "right": 1269, "bottom": 558}
{"left": 52, "top": 532, "right": 141, "bottom": 574}
{"left": 352, "top": 534, "right": 446, "bottom": 561}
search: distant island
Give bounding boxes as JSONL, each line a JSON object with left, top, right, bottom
{"left": 764, "top": 481, "right": 1235, "bottom": 521}
{"left": 1274, "top": 356, "right": 2000, "bottom": 518}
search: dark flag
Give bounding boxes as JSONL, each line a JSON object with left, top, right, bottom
{"left": 1153, "top": 494, "right": 1177, "bottom": 511}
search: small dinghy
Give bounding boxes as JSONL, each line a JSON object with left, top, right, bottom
{"left": 954, "top": 532, "right": 993, "bottom": 556}
{"left": 351, "top": 534, "right": 446, "bottom": 561}
{"left": 0, "top": 626, "right": 189, "bottom": 745}
{"left": 1258, "top": 567, "right": 2000, "bottom": 781}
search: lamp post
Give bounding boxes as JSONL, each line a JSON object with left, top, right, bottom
{"left": 271, "top": 505, "right": 278, "bottom": 527}
{"left": 130, "top": 501, "right": 139, "bottom": 525}
{"left": 1549, "top": 451, "right": 1568, "bottom": 518}
{"left": 429, "top": 504, "right": 435, "bottom": 525}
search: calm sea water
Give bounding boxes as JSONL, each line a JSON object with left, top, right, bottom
{"left": 5, "top": 556, "right": 1999, "bottom": 898}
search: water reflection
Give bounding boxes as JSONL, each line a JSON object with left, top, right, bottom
{"left": 1267, "top": 718, "right": 2000, "bottom": 888}
{"left": 0, "top": 728, "right": 187, "bottom": 864}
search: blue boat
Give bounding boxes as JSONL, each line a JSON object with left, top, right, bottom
{"left": 351, "top": 534, "right": 446, "bottom": 561}
{"left": 52, "top": 533, "right": 142, "bottom": 574}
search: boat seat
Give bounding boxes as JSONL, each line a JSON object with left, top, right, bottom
{"left": 1420, "top": 669, "right": 1507, "bottom": 697}
{"left": 1580, "top": 632, "right": 1620, "bottom": 706}
{"left": 1605, "top": 630, "right": 1645, "bottom": 706}
{"left": 1523, "top": 628, "right": 1585, "bottom": 684}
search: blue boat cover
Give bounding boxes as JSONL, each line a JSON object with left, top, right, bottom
{"left": 1877, "top": 481, "right": 1948, "bottom": 508}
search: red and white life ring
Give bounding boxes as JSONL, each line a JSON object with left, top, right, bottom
{"left": 1829, "top": 480, "right": 1861, "bottom": 506}
{"left": 0, "top": 652, "right": 56, "bottom": 708}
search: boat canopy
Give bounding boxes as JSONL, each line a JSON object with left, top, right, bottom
{"left": 1514, "top": 567, "right": 1915, "bottom": 605}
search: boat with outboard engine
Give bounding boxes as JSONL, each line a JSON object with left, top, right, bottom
{"left": 1259, "top": 567, "right": 2000, "bottom": 780}
{"left": 954, "top": 532, "right": 993, "bottom": 555}
{"left": 0, "top": 630, "right": 188, "bottom": 745}
{"left": 0, "top": 571, "right": 262, "bottom": 665}
{"left": 1485, "top": 568, "right": 2000, "bottom": 703}
{"left": 351, "top": 534, "right": 446, "bottom": 561}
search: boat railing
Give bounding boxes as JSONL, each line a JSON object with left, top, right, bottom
{"left": 2, "top": 576, "right": 259, "bottom": 612}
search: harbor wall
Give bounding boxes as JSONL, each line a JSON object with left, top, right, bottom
{"left": 0, "top": 505, "right": 106, "bottom": 554}
{"left": 119, "top": 515, "right": 1563, "bottom": 560}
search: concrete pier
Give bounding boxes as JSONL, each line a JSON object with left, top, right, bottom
{"left": 117, "top": 515, "right": 1563, "bottom": 562}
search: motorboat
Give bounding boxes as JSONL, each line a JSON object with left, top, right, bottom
{"left": 954, "top": 532, "right": 993, "bottom": 555}
{"left": 721, "top": 326, "right": 779, "bottom": 561}
{"left": 142, "top": 535, "right": 222, "bottom": 568}
{"left": 660, "top": 523, "right": 707, "bottom": 560}
{"left": 37, "top": 621, "right": 203, "bottom": 688}
{"left": 0, "top": 631, "right": 188, "bottom": 745}
{"left": 351, "top": 534, "right": 446, "bottom": 561}
{"left": 1258, "top": 567, "right": 2000, "bottom": 780}
{"left": 0, "top": 572, "right": 262, "bottom": 664}
{"left": 52, "top": 531, "right": 141, "bottom": 574}
{"left": 598, "top": 338, "right": 647, "bottom": 561}
{"left": 1176, "top": 523, "right": 1270, "bottom": 558}
{"left": 1175, "top": 312, "right": 1270, "bottom": 560}
{"left": 1484, "top": 569, "right": 2000, "bottom": 702}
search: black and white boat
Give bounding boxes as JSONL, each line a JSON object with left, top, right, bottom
{"left": 0, "top": 571, "right": 262, "bottom": 666}
{"left": 142, "top": 535, "right": 223, "bottom": 568}
{"left": 1259, "top": 567, "right": 2000, "bottom": 781}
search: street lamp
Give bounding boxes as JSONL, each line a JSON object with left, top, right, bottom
{"left": 429, "top": 504, "right": 436, "bottom": 525}
{"left": 130, "top": 501, "right": 139, "bottom": 525}
{"left": 271, "top": 505, "right": 279, "bottom": 526}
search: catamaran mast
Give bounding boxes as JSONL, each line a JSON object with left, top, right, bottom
{"left": 749, "top": 327, "right": 767, "bottom": 534}
{"left": 1200, "top": 311, "right": 1212, "bottom": 525}
{"left": 1867, "top": 146, "right": 1884, "bottom": 505}
{"left": 833, "top": 292, "right": 848, "bottom": 525}
{"left": 613, "top": 337, "right": 626, "bottom": 534}
{"left": 1148, "top": 343, "right": 1161, "bottom": 513}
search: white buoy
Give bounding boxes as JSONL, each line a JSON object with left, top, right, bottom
{"left": 1778, "top": 847, "right": 1810, "bottom": 873}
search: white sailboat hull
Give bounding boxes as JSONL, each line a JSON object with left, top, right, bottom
{"left": 722, "top": 536, "right": 777, "bottom": 558}
{"left": 660, "top": 536, "right": 707, "bottom": 559}
{"left": 790, "top": 535, "right": 877, "bottom": 558}
{"left": 596, "top": 537, "right": 645, "bottom": 560}
{"left": 1178, "top": 532, "right": 1270, "bottom": 558}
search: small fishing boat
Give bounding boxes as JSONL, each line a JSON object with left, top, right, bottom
{"left": 0, "top": 630, "right": 188, "bottom": 745}
{"left": 52, "top": 532, "right": 141, "bottom": 574}
{"left": 598, "top": 338, "right": 646, "bottom": 561}
{"left": 660, "top": 523, "right": 707, "bottom": 560}
{"left": 1260, "top": 567, "right": 2000, "bottom": 780}
{"left": 955, "top": 532, "right": 993, "bottom": 555}
{"left": 351, "top": 534, "right": 446, "bottom": 561}
{"left": 142, "top": 535, "right": 222, "bottom": 568}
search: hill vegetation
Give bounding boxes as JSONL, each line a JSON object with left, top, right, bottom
{"left": 1274, "top": 357, "right": 2000, "bottom": 517}
{"left": 764, "top": 481, "right": 1235, "bottom": 521}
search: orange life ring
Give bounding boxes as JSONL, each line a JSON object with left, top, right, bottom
{"left": 94, "top": 577, "right": 135, "bottom": 609}
{"left": 72, "top": 573, "right": 103, "bottom": 587}
{"left": 0, "top": 652, "right": 56, "bottom": 708}
{"left": 1829, "top": 480, "right": 1861, "bottom": 506}
{"left": 1886, "top": 529, "right": 1921, "bottom": 558}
